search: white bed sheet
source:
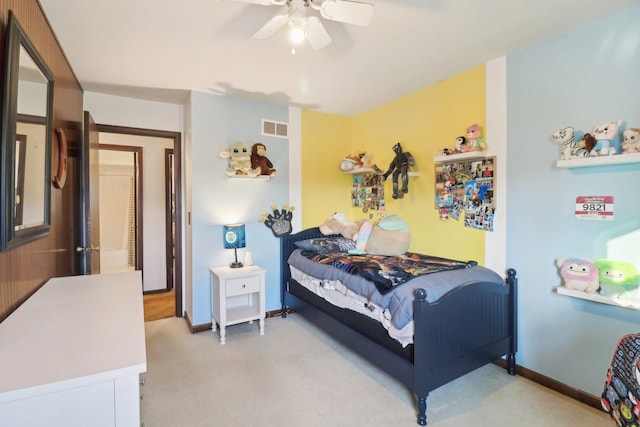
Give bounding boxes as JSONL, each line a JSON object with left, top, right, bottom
{"left": 290, "top": 266, "right": 414, "bottom": 347}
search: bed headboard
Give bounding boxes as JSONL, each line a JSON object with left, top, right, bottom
{"left": 279, "top": 227, "right": 341, "bottom": 309}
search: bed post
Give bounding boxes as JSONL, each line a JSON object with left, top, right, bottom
{"left": 280, "top": 236, "right": 289, "bottom": 318}
{"left": 413, "top": 288, "right": 429, "bottom": 426}
{"left": 506, "top": 268, "right": 518, "bottom": 375}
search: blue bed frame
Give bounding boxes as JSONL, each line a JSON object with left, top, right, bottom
{"left": 280, "top": 227, "right": 517, "bottom": 425}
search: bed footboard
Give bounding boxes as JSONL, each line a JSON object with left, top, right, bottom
{"left": 412, "top": 268, "right": 518, "bottom": 425}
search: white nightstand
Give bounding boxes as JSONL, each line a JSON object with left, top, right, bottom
{"left": 209, "top": 265, "right": 266, "bottom": 344}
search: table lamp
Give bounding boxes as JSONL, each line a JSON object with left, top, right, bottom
{"left": 223, "top": 224, "right": 245, "bottom": 268}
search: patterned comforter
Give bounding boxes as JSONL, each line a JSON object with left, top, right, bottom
{"left": 299, "top": 251, "right": 474, "bottom": 294}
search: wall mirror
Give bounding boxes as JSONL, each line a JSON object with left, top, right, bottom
{"left": 0, "top": 10, "right": 54, "bottom": 252}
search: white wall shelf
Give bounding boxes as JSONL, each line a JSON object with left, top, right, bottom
{"left": 556, "top": 153, "right": 640, "bottom": 168}
{"left": 434, "top": 151, "right": 489, "bottom": 162}
{"left": 228, "top": 175, "right": 270, "bottom": 180}
{"left": 556, "top": 286, "right": 640, "bottom": 311}
{"left": 343, "top": 168, "right": 419, "bottom": 177}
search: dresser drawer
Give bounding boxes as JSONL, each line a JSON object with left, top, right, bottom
{"left": 226, "top": 275, "right": 260, "bottom": 297}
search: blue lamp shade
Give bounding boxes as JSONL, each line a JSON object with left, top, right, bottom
{"left": 223, "top": 224, "right": 245, "bottom": 268}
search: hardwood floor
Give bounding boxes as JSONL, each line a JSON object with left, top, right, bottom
{"left": 143, "top": 289, "right": 175, "bottom": 322}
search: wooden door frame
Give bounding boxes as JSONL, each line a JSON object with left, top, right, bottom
{"left": 96, "top": 124, "right": 183, "bottom": 317}
{"left": 164, "top": 148, "right": 174, "bottom": 291}
{"left": 99, "top": 144, "right": 143, "bottom": 272}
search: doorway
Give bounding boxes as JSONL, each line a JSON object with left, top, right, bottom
{"left": 98, "top": 145, "right": 142, "bottom": 274}
{"left": 97, "top": 124, "right": 183, "bottom": 317}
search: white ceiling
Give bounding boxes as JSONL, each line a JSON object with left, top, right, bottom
{"left": 39, "top": 0, "right": 639, "bottom": 117}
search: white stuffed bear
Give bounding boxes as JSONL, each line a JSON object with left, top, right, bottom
{"left": 591, "top": 120, "right": 623, "bottom": 156}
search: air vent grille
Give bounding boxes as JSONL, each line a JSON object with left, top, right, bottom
{"left": 262, "top": 119, "right": 288, "bottom": 138}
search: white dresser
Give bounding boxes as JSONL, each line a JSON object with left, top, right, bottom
{"left": 0, "top": 271, "right": 146, "bottom": 427}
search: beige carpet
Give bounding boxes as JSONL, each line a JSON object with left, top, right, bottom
{"left": 141, "top": 314, "right": 610, "bottom": 427}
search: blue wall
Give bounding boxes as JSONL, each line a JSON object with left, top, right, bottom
{"left": 190, "top": 92, "right": 290, "bottom": 325}
{"left": 507, "top": 5, "right": 640, "bottom": 395}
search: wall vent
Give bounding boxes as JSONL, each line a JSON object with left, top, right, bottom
{"left": 262, "top": 119, "right": 288, "bottom": 138}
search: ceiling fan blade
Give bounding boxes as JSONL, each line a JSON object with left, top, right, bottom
{"left": 224, "top": 0, "right": 285, "bottom": 5}
{"left": 318, "top": 0, "right": 373, "bottom": 26}
{"left": 252, "top": 10, "right": 289, "bottom": 39}
{"left": 306, "top": 16, "right": 332, "bottom": 50}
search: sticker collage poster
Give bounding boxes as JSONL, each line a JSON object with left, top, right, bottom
{"left": 435, "top": 157, "right": 496, "bottom": 231}
{"left": 352, "top": 173, "right": 385, "bottom": 212}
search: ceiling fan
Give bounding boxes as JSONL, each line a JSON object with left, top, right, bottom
{"left": 228, "top": 0, "right": 374, "bottom": 50}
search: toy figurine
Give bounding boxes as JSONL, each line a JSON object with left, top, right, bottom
{"left": 382, "top": 142, "right": 415, "bottom": 199}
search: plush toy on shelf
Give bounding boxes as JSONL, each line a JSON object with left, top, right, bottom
{"left": 382, "top": 142, "right": 415, "bottom": 199}
{"left": 250, "top": 143, "right": 276, "bottom": 177}
{"left": 218, "top": 141, "right": 260, "bottom": 177}
{"left": 556, "top": 257, "right": 599, "bottom": 293}
{"left": 622, "top": 128, "right": 640, "bottom": 153}
{"left": 340, "top": 152, "right": 374, "bottom": 172}
{"left": 591, "top": 119, "right": 623, "bottom": 156}
{"left": 595, "top": 259, "right": 639, "bottom": 296}
{"left": 550, "top": 126, "right": 594, "bottom": 159}
{"left": 466, "top": 124, "right": 487, "bottom": 152}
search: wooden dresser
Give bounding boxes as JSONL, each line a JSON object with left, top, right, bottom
{"left": 0, "top": 271, "right": 146, "bottom": 426}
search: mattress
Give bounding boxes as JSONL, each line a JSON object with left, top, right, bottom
{"left": 290, "top": 266, "right": 414, "bottom": 346}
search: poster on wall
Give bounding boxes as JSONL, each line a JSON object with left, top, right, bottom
{"left": 435, "top": 156, "right": 496, "bottom": 231}
{"left": 352, "top": 173, "right": 385, "bottom": 212}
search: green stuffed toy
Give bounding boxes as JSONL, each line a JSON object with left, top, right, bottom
{"left": 595, "top": 259, "right": 639, "bottom": 296}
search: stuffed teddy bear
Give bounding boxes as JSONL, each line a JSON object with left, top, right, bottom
{"left": 466, "top": 124, "right": 487, "bottom": 152}
{"left": 622, "top": 128, "right": 640, "bottom": 153}
{"left": 251, "top": 143, "right": 276, "bottom": 177}
{"left": 595, "top": 259, "right": 639, "bottom": 296}
{"left": 218, "top": 141, "right": 260, "bottom": 177}
{"left": 319, "top": 212, "right": 410, "bottom": 256}
{"left": 319, "top": 212, "right": 361, "bottom": 240}
{"left": 591, "top": 120, "right": 623, "bottom": 156}
{"left": 556, "top": 258, "right": 599, "bottom": 293}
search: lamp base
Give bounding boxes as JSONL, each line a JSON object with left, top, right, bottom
{"left": 230, "top": 261, "right": 243, "bottom": 269}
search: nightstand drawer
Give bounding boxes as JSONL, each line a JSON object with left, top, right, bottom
{"left": 226, "top": 275, "right": 260, "bottom": 297}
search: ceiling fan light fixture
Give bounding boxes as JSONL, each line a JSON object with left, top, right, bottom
{"left": 289, "top": 22, "right": 306, "bottom": 44}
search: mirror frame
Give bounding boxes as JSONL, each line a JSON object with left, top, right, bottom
{"left": 0, "top": 10, "right": 54, "bottom": 252}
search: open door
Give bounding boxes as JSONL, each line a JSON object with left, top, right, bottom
{"left": 78, "top": 111, "right": 101, "bottom": 274}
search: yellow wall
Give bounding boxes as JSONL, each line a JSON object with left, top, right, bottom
{"left": 301, "top": 110, "right": 353, "bottom": 228}
{"left": 302, "top": 66, "right": 487, "bottom": 263}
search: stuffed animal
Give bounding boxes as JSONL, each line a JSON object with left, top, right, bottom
{"left": 340, "top": 154, "right": 364, "bottom": 172}
{"left": 550, "top": 127, "right": 592, "bottom": 159}
{"left": 251, "top": 143, "right": 276, "bottom": 177}
{"left": 595, "top": 259, "right": 639, "bottom": 296}
{"left": 382, "top": 143, "right": 415, "bottom": 199}
{"left": 219, "top": 141, "right": 260, "bottom": 177}
{"left": 319, "top": 212, "right": 361, "bottom": 240}
{"left": 591, "top": 120, "right": 623, "bottom": 156}
{"left": 622, "top": 128, "right": 640, "bottom": 154}
{"left": 319, "top": 212, "right": 410, "bottom": 256}
{"left": 556, "top": 258, "right": 599, "bottom": 293}
{"left": 466, "top": 124, "right": 487, "bottom": 152}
